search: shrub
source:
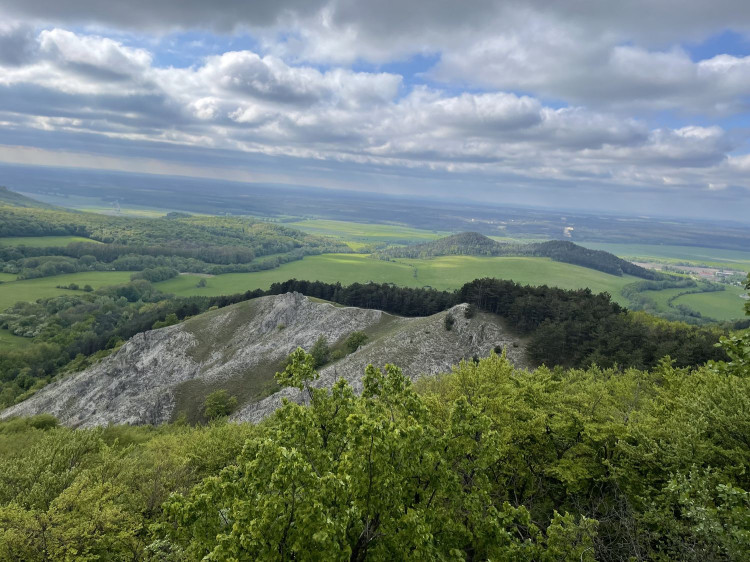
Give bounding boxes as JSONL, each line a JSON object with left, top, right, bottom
{"left": 444, "top": 314, "right": 455, "bottom": 331}
{"left": 345, "top": 331, "right": 368, "bottom": 353}
{"left": 309, "top": 336, "right": 330, "bottom": 368}
{"left": 203, "top": 390, "right": 238, "bottom": 420}
{"left": 153, "top": 313, "right": 179, "bottom": 330}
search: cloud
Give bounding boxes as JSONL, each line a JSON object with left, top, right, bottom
{"left": 0, "top": 9, "right": 749, "bottom": 221}
{"left": 0, "top": 28, "right": 741, "bottom": 184}
{"left": 0, "top": 23, "right": 37, "bottom": 66}
{"left": 192, "top": 51, "right": 401, "bottom": 107}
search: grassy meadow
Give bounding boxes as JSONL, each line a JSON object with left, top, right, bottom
{"left": 0, "top": 271, "right": 133, "bottom": 312}
{"left": 0, "top": 328, "right": 31, "bottom": 349}
{"left": 673, "top": 285, "right": 748, "bottom": 321}
{"left": 287, "top": 219, "right": 451, "bottom": 250}
{"left": 0, "top": 236, "right": 102, "bottom": 247}
{"left": 156, "top": 254, "right": 638, "bottom": 304}
{"left": 580, "top": 242, "right": 750, "bottom": 270}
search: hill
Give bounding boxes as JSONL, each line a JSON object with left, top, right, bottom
{"left": 0, "top": 293, "right": 524, "bottom": 426}
{"left": 375, "top": 232, "right": 660, "bottom": 279}
{"left": 0, "top": 186, "right": 53, "bottom": 208}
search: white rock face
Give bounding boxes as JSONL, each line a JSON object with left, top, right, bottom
{"left": 1, "top": 293, "right": 524, "bottom": 427}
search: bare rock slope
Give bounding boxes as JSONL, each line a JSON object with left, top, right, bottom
{"left": 1, "top": 293, "right": 524, "bottom": 427}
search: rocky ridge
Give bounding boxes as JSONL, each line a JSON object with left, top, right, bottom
{"left": 1, "top": 293, "right": 524, "bottom": 427}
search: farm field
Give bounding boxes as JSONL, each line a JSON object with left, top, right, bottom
{"left": 0, "top": 328, "right": 31, "bottom": 349}
{"left": 0, "top": 273, "right": 18, "bottom": 282}
{"left": 15, "top": 191, "right": 187, "bottom": 218}
{"left": 0, "top": 236, "right": 102, "bottom": 247}
{"left": 156, "top": 254, "right": 638, "bottom": 303}
{"left": 580, "top": 242, "right": 750, "bottom": 270}
{"left": 0, "top": 271, "right": 132, "bottom": 312}
{"left": 673, "top": 285, "right": 748, "bottom": 321}
{"left": 286, "top": 219, "right": 451, "bottom": 249}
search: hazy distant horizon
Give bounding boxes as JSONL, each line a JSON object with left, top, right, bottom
{"left": 3, "top": 162, "right": 750, "bottom": 228}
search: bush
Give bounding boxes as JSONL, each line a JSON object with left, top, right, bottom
{"left": 309, "top": 336, "right": 330, "bottom": 368}
{"left": 345, "top": 331, "right": 368, "bottom": 353}
{"left": 203, "top": 390, "right": 238, "bottom": 420}
{"left": 464, "top": 304, "right": 477, "bottom": 319}
{"left": 153, "top": 313, "right": 179, "bottom": 330}
{"left": 444, "top": 314, "right": 455, "bottom": 331}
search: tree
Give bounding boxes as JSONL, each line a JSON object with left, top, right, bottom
{"left": 196, "top": 278, "right": 207, "bottom": 288}
{"left": 152, "top": 313, "right": 178, "bottom": 329}
{"left": 309, "top": 336, "right": 330, "bottom": 368}
{"left": 345, "top": 331, "right": 368, "bottom": 353}
{"left": 164, "top": 355, "right": 602, "bottom": 560}
{"left": 203, "top": 390, "right": 238, "bottom": 420}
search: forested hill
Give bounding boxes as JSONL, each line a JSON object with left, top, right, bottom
{"left": 374, "top": 231, "right": 660, "bottom": 279}
{"left": 0, "top": 186, "right": 53, "bottom": 209}
{"left": 0, "top": 201, "right": 350, "bottom": 277}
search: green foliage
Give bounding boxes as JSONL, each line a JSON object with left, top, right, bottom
{"left": 131, "top": 266, "right": 179, "bottom": 283}
{"left": 444, "top": 313, "right": 455, "bottom": 331}
{"left": 275, "top": 348, "right": 319, "bottom": 392}
{"left": 203, "top": 390, "right": 238, "bottom": 420}
{"left": 345, "top": 330, "right": 368, "bottom": 353}
{"left": 0, "top": 353, "right": 748, "bottom": 560}
{"left": 153, "top": 313, "right": 179, "bottom": 329}
{"left": 309, "top": 336, "right": 330, "bottom": 368}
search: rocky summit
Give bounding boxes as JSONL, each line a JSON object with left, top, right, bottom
{"left": 1, "top": 293, "right": 524, "bottom": 427}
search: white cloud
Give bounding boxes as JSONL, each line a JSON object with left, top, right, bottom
{"left": 0, "top": 12, "right": 748, "bottom": 217}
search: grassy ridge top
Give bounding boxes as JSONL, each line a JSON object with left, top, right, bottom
{"left": 374, "top": 232, "right": 659, "bottom": 279}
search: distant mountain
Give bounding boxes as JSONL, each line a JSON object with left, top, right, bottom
{"left": 374, "top": 232, "right": 660, "bottom": 279}
{"left": 1, "top": 293, "right": 524, "bottom": 427}
{"left": 0, "top": 186, "right": 54, "bottom": 208}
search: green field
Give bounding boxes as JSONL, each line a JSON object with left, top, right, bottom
{"left": 157, "top": 254, "right": 637, "bottom": 304}
{"left": 0, "top": 273, "right": 18, "bottom": 282}
{"left": 0, "top": 236, "right": 102, "bottom": 247}
{"left": 0, "top": 328, "right": 31, "bottom": 349}
{"left": 287, "top": 219, "right": 451, "bottom": 249}
{"left": 15, "top": 191, "right": 192, "bottom": 218}
{"left": 580, "top": 242, "right": 750, "bottom": 269}
{"left": 673, "top": 286, "right": 748, "bottom": 321}
{"left": 0, "top": 272, "right": 133, "bottom": 312}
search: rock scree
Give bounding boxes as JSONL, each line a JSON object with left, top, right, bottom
{"left": 1, "top": 293, "right": 525, "bottom": 427}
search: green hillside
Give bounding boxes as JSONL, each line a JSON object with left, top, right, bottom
{"left": 156, "top": 254, "right": 638, "bottom": 303}
{"left": 0, "top": 186, "right": 53, "bottom": 208}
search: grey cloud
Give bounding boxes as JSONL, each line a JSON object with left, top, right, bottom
{"left": 0, "top": 0, "right": 326, "bottom": 33}
{"left": 0, "top": 23, "right": 37, "bottom": 65}
{"left": 4, "top": 1, "right": 750, "bottom": 44}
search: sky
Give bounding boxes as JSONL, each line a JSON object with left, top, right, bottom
{"left": 1, "top": 1, "right": 750, "bottom": 221}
